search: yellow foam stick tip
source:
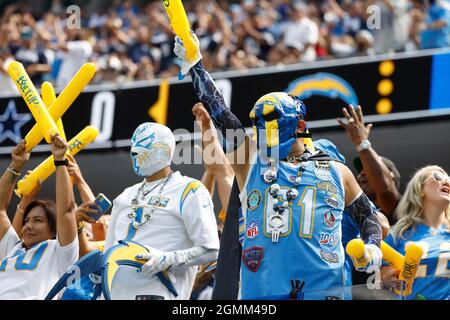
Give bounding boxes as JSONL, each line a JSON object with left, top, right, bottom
{"left": 346, "top": 239, "right": 365, "bottom": 258}
{"left": 15, "top": 126, "right": 99, "bottom": 197}
{"left": 405, "top": 244, "right": 424, "bottom": 262}
{"left": 163, "top": 0, "right": 197, "bottom": 62}
{"left": 7, "top": 61, "right": 59, "bottom": 143}
{"left": 24, "top": 63, "right": 96, "bottom": 152}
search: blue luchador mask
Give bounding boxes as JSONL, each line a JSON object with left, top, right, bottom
{"left": 249, "top": 92, "right": 307, "bottom": 160}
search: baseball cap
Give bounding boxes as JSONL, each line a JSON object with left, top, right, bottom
{"left": 353, "top": 156, "right": 401, "bottom": 188}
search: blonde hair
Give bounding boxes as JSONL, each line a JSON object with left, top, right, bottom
{"left": 392, "top": 165, "right": 450, "bottom": 240}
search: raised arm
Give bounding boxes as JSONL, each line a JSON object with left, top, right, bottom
{"left": 174, "top": 35, "right": 254, "bottom": 190}
{"left": 193, "top": 103, "right": 235, "bottom": 213}
{"left": 337, "top": 105, "right": 400, "bottom": 216}
{"left": 67, "top": 154, "right": 95, "bottom": 203}
{"left": 51, "top": 134, "right": 77, "bottom": 247}
{"left": 74, "top": 202, "right": 102, "bottom": 257}
{"left": 0, "top": 140, "right": 29, "bottom": 240}
{"left": 337, "top": 161, "right": 382, "bottom": 247}
{"left": 337, "top": 161, "right": 383, "bottom": 272}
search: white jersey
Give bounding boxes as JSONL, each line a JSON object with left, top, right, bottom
{"left": 0, "top": 227, "right": 79, "bottom": 300}
{"left": 104, "top": 171, "right": 220, "bottom": 300}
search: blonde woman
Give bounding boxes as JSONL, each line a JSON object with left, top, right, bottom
{"left": 382, "top": 165, "right": 450, "bottom": 300}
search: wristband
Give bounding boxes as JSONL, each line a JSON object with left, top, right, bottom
{"left": 54, "top": 159, "right": 69, "bottom": 167}
{"left": 6, "top": 166, "right": 21, "bottom": 177}
{"left": 77, "top": 222, "right": 85, "bottom": 234}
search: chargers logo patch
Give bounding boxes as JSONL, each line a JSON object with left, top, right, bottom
{"left": 326, "top": 195, "right": 340, "bottom": 208}
{"left": 243, "top": 246, "right": 264, "bottom": 272}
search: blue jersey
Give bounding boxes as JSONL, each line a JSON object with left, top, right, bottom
{"left": 313, "top": 139, "right": 358, "bottom": 287}
{"left": 384, "top": 224, "right": 450, "bottom": 300}
{"left": 239, "top": 153, "right": 347, "bottom": 300}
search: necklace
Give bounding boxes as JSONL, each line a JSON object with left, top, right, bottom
{"left": 128, "top": 171, "right": 173, "bottom": 229}
{"left": 261, "top": 148, "right": 316, "bottom": 243}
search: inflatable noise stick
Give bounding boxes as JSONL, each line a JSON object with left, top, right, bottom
{"left": 347, "top": 239, "right": 423, "bottom": 297}
{"left": 394, "top": 244, "right": 423, "bottom": 297}
{"left": 24, "top": 63, "right": 96, "bottom": 152}
{"left": 15, "top": 126, "right": 99, "bottom": 197}
{"left": 347, "top": 239, "right": 406, "bottom": 270}
{"left": 41, "top": 81, "right": 75, "bottom": 184}
{"left": 162, "top": 0, "right": 197, "bottom": 62}
{"left": 41, "top": 82, "right": 66, "bottom": 141}
{"left": 346, "top": 239, "right": 371, "bottom": 270}
{"left": 7, "top": 61, "right": 59, "bottom": 143}
{"left": 380, "top": 241, "right": 404, "bottom": 271}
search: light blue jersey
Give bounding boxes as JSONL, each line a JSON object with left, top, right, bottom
{"left": 239, "top": 152, "right": 347, "bottom": 300}
{"left": 385, "top": 223, "right": 450, "bottom": 300}
{"left": 313, "top": 140, "right": 358, "bottom": 288}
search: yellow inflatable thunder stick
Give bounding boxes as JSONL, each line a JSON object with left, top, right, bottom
{"left": 24, "top": 63, "right": 96, "bottom": 152}
{"left": 7, "top": 61, "right": 59, "bottom": 143}
{"left": 380, "top": 241, "right": 404, "bottom": 271}
{"left": 347, "top": 239, "right": 405, "bottom": 270}
{"left": 394, "top": 244, "right": 423, "bottom": 296}
{"left": 162, "top": 0, "right": 197, "bottom": 62}
{"left": 346, "top": 239, "right": 423, "bottom": 296}
{"left": 42, "top": 82, "right": 67, "bottom": 141}
{"left": 346, "top": 239, "right": 371, "bottom": 270}
{"left": 15, "top": 126, "right": 99, "bottom": 197}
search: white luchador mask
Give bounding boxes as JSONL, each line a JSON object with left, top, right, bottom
{"left": 130, "top": 123, "right": 175, "bottom": 177}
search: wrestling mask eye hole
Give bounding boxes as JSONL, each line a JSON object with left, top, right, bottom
{"left": 263, "top": 112, "right": 279, "bottom": 122}
{"left": 131, "top": 152, "right": 138, "bottom": 157}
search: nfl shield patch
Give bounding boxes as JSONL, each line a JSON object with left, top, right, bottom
{"left": 242, "top": 246, "right": 264, "bottom": 272}
{"left": 246, "top": 221, "right": 259, "bottom": 238}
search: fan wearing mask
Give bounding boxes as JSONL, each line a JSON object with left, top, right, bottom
{"left": 104, "top": 122, "right": 219, "bottom": 300}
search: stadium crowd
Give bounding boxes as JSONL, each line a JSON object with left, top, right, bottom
{"left": 1, "top": 0, "right": 450, "bottom": 92}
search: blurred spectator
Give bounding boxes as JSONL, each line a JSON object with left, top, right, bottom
{"left": 268, "top": 2, "right": 319, "bottom": 63}
{"left": 369, "top": 0, "right": 411, "bottom": 53}
{"left": 420, "top": 0, "right": 450, "bottom": 49}
{"left": 0, "top": 47, "right": 16, "bottom": 93}
{"left": 11, "top": 25, "right": 51, "bottom": 86}
{"left": 55, "top": 29, "right": 93, "bottom": 87}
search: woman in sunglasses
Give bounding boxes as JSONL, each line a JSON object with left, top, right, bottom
{"left": 382, "top": 165, "right": 450, "bottom": 300}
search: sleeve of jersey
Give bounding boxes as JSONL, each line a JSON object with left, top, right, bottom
{"left": 189, "top": 61, "right": 247, "bottom": 153}
{"left": 180, "top": 183, "right": 220, "bottom": 251}
{"left": 0, "top": 226, "right": 20, "bottom": 259}
{"left": 55, "top": 236, "right": 79, "bottom": 274}
{"left": 344, "top": 192, "right": 382, "bottom": 247}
